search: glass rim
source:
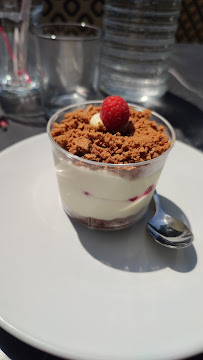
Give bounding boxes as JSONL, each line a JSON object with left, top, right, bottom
{"left": 31, "top": 22, "right": 102, "bottom": 41}
{"left": 47, "top": 100, "right": 176, "bottom": 168}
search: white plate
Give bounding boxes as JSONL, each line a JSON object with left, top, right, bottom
{"left": 0, "top": 134, "right": 203, "bottom": 360}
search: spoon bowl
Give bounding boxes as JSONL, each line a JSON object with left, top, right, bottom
{"left": 147, "top": 191, "right": 194, "bottom": 249}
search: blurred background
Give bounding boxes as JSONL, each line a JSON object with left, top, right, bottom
{"left": 33, "top": 0, "right": 203, "bottom": 43}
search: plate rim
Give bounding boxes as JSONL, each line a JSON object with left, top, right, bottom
{"left": 0, "top": 133, "right": 203, "bottom": 360}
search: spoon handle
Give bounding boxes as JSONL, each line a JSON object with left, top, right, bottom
{"left": 153, "top": 190, "right": 164, "bottom": 214}
{"left": 153, "top": 190, "right": 161, "bottom": 210}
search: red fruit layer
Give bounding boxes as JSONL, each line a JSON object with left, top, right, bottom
{"left": 81, "top": 184, "right": 155, "bottom": 202}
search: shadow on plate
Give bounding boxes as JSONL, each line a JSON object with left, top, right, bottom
{"left": 71, "top": 195, "right": 197, "bottom": 273}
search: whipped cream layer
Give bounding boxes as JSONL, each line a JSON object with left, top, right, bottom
{"left": 54, "top": 156, "right": 162, "bottom": 221}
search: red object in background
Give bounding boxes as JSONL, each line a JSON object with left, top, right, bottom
{"left": 0, "top": 25, "right": 31, "bottom": 83}
{"left": 0, "top": 117, "right": 8, "bottom": 131}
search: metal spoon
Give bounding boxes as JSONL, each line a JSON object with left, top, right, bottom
{"left": 147, "top": 191, "right": 194, "bottom": 249}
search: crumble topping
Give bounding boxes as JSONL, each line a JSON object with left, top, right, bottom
{"left": 51, "top": 105, "right": 171, "bottom": 164}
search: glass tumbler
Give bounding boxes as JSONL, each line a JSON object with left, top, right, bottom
{"left": 33, "top": 23, "right": 102, "bottom": 117}
{"left": 47, "top": 101, "right": 175, "bottom": 230}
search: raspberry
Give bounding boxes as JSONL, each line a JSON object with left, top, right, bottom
{"left": 100, "top": 96, "right": 129, "bottom": 132}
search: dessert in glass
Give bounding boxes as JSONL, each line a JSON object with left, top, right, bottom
{"left": 47, "top": 97, "right": 175, "bottom": 230}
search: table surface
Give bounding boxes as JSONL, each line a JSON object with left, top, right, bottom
{"left": 0, "top": 44, "right": 203, "bottom": 360}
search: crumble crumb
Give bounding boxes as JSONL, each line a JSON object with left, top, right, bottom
{"left": 51, "top": 105, "right": 171, "bottom": 164}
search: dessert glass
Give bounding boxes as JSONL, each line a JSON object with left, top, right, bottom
{"left": 47, "top": 101, "right": 175, "bottom": 230}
